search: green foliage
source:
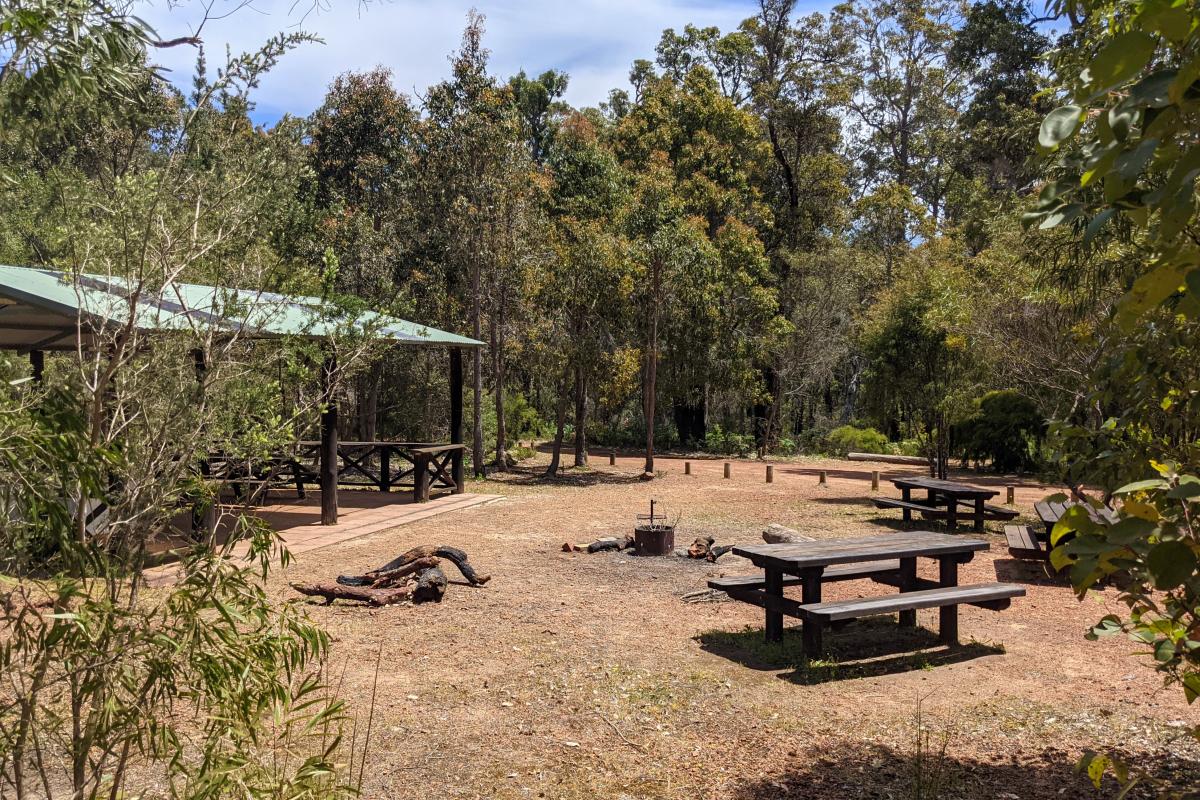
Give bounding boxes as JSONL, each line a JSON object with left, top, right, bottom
{"left": 0, "top": 374, "right": 352, "bottom": 799}
{"left": 1025, "top": 0, "right": 1200, "bottom": 790}
{"left": 702, "top": 424, "right": 755, "bottom": 456}
{"left": 954, "top": 390, "right": 1044, "bottom": 472}
{"left": 1025, "top": 0, "right": 1200, "bottom": 329}
{"left": 859, "top": 249, "right": 980, "bottom": 475}
{"left": 825, "top": 424, "right": 891, "bottom": 457}
{"left": 1051, "top": 463, "right": 1199, "bottom": 742}
{"left": 504, "top": 391, "right": 550, "bottom": 440}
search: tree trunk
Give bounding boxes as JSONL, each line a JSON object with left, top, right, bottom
{"left": 643, "top": 264, "right": 660, "bottom": 476}
{"left": 471, "top": 262, "right": 485, "bottom": 477}
{"left": 546, "top": 370, "right": 570, "bottom": 477}
{"left": 492, "top": 296, "right": 508, "bottom": 472}
{"left": 573, "top": 365, "right": 588, "bottom": 467}
{"left": 359, "top": 361, "right": 382, "bottom": 442}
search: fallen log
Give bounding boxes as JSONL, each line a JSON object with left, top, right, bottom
{"left": 687, "top": 536, "right": 716, "bottom": 558}
{"left": 707, "top": 544, "right": 735, "bottom": 561}
{"left": 847, "top": 452, "right": 927, "bottom": 466}
{"left": 411, "top": 565, "right": 447, "bottom": 603}
{"left": 338, "top": 545, "right": 490, "bottom": 587}
{"left": 368, "top": 556, "right": 441, "bottom": 588}
{"left": 291, "top": 581, "right": 413, "bottom": 606}
{"left": 763, "top": 524, "right": 815, "bottom": 544}
{"left": 563, "top": 535, "right": 635, "bottom": 554}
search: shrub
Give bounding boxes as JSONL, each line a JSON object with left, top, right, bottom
{"left": 826, "top": 425, "right": 891, "bottom": 457}
{"left": 505, "top": 391, "right": 549, "bottom": 440}
{"left": 703, "top": 424, "right": 754, "bottom": 456}
{"left": 774, "top": 436, "right": 798, "bottom": 457}
{"left": 955, "top": 390, "right": 1044, "bottom": 473}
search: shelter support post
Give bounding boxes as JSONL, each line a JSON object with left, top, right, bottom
{"left": 450, "top": 347, "right": 464, "bottom": 493}
{"left": 29, "top": 350, "right": 44, "bottom": 383}
{"left": 320, "top": 355, "right": 338, "bottom": 525}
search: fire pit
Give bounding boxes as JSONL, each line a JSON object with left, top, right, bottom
{"left": 634, "top": 499, "right": 675, "bottom": 556}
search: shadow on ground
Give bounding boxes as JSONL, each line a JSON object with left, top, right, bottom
{"left": 697, "top": 618, "right": 1005, "bottom": 684}
{"left": 728, "top": 739, "right": 1194, "bottom": 799}
{"left": 993, "top": 557, "right": 1069, "bottom": 587}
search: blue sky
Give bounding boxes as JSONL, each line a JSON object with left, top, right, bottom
{"left": 141, "top": 0, "right": 794, "bottom": 125}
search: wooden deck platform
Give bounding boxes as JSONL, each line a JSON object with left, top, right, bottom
{"left": 145, "top": 490, "right": 501, "bottom": 586}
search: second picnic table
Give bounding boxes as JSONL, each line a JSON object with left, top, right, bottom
{"left": 715, "top": 531, "right": 1024, "bottom": 656}
{"left": 873, "top": 475, "right": 1017, "bottom": 532}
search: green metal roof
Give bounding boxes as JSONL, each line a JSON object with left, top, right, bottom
{"left": 0, "top": 265, "right": 482, "bottom": 350}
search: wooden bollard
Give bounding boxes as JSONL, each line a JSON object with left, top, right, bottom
{"left": 766, "top": 465, "right": 774, "bottom": 483}
{"left": 724, "top": 462, "right": 731, "bottom": 479}
{"left": 684, "top": 461, "right": 691, "bottom": 475}
{"left": 1006, "top": 486, "right": 1015, "bottom": 505}
{"left": 871, "top": 471, "right": 880, "bottom": 491}
{"left": 609, "top": 452, "right": 616, "bottom": 466}
{"left": 819, "top": 470, "right": 827, "bottom": 485}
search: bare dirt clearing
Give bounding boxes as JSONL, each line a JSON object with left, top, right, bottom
{"left": 270, "top": 454, "right": 1199, "bottom": 799}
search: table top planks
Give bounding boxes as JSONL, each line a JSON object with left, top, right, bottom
{"left": 1034, "top": 499, "right": 1117, "bottom": 526}
{"left": 733, "top": 530, "right": 989, "bottom": 570}
{"left": 890, "top": 476, "right": 997, "bottom": 499}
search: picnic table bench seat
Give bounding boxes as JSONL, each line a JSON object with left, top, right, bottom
{"left": 795, "top": 581, "right": 1025, "bottom": 653}
{"left": 1004, "top": 524, "right": 1045, "bottom": 559}
{"left": 708, "top": 559, "right": 902, "bottom": 593}
{"left": 872, "top": 497, "right": 949, "bottom": 516}
{"left": 873, "top": 497, "right": 1018, "bottom": 521}
{"left": 797, "top": 581, "right": 1025, "bottom": 622}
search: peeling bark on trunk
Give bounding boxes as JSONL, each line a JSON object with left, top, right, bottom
{"left": 546, "top": 370, "right": 570, "bottom": 477}
{"left": 643, "top": 259, "right": 661, "bottom": 477}
{"left": 573, "top": 366, "right": 588, "bottom": 467}
{"left": 492, "top": 299, "right": 508, "bottom": 472}
{"left": 471, "top": 261, "right": 485, "bottom": 477}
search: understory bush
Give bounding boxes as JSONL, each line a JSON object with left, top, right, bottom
{"left": 825, "top": 425, "right": 891, "bottom": 457}
{"left": 955, "top": 389, "right": 1044, "bottom": 473}
{"left": 703, "top": 424, "right": 755, "bottom": 456}
{"left": 773, "top": 436, "right": 798, "bottom": 456}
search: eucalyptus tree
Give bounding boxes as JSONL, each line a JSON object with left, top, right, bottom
{"left": 615, "top": 66, "right": 780, "bottom": 466}
{"left": 740, "top": 0, "right": 858, "bottom": 448}
{"left": 419, "top": 13, "right": 534, "bottom": 472}
{"left": 509, "top": 69, "right": 569, "bottom": 164}
{"left": 837, "top": 0, "right": 966, "bottom": 263}
{"left": 310, "top": 67, "right": 420, "bottom": 439}
{"left": 540, "top": 112, "right": 633, "bottom": 471}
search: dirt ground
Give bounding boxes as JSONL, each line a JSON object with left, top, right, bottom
{"left": 269, "top": 454, "right": 1200, "bottom": 800}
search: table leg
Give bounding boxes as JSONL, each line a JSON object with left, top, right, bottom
{"left": 801, "top": 568, "right": 823, "bottom": 656}
{"left": 946, "top": 498, "right": 958, "bottom": 532}
{"left": 973, "top": 497, "right": 985, "bottom": 532}
{"left": 901, "top": 486, "right": 912, "bottom": 522}
{"left": 764, "top": 567, "right": 784, "bottom": 643}
{"left": 898, "top": 557, "right": 916, "bottom": 627}
{"left": 938, "top": 557, "right": 959, "bottom": 645}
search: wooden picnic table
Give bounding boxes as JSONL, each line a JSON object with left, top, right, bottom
{"left": 877, "top": 476, "right": 1015, "bottom": 532}
{"left": 296, "top": 440, "right": 467, "bottom": 502}
{"left": 724, "top": 531, "right": 1023, "bottom": 656}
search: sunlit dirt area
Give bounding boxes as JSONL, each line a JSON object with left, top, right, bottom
{"left": 269, "top": 454, "right": 1200, "bottom": 799}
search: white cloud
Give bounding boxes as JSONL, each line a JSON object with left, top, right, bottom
{"left": 141, "top": 0, "right": 776, "bottom": 121}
